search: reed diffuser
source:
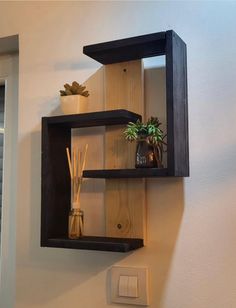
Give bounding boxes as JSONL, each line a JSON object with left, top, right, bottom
{"left": 66, "top": 144, "right": 88, "bottom": 239}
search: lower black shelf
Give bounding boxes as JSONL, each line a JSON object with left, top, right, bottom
{"left": 45, "top": 236, "right": 144, "bottom": 252}
{"left": 83, "top": 168, "right": 168, "bottom": 178}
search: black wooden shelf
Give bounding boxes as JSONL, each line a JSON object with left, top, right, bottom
{"left": 83, "top": 31, "right": 166, "bottom": 64}
{"left": 45, "top": 236, "right": 143, "bottom": 252}
{"left": 41, "top": 30, "right": 189, "bottom": 252}
{"left": 84, "top": 30, "right": 189, "bottom": 177}
{"left": 43, "top": 109, "right": 141, "bottom": 128}
{"left": 83, "top": 168, "right": 168, "bottom": 179}
{"left": 41, "top": 108, "right": 145, "bottom": 253}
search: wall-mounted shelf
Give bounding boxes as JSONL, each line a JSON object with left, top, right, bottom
{"left": 46, "top": 237, "right": 143, "bottom": 252}
{"left": 83, "top": 31, "right": 166, "bottom": 64}
{"left": 44, "top": 109, "right": 141, "bottom": 127}
{"left": 41, "top": 30, "right": 188, "bottom": 252}
{"left": 41, "top": 109, "right": 145, "bottom": 252}
{"left": 84, "top": 30, "right": 189, "bottom": 177}
{"left": 83, "top": 168, "right": 168, "bottom": 179}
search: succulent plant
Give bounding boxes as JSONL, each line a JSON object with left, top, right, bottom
{"left": 60, "top": 81, "right": 89, "bottom": 97}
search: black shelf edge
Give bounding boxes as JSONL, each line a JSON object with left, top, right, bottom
{"left": 83, "top": 168, "right": 169, "bottom": 178}
{"left": 83, "top": 31, "right": 166, "bottom": 64}
{"left": 166, "top": 31, "right": 189, "bottom": 176}
{"left": 42, "top": 109, "right": 141, "bottom": 128}
{"left": 44, "top": 236, "right": 144, "bottom": 252}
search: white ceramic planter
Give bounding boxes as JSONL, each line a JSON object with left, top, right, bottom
{"left": 60, "top": 95, "right": 87, "bottom": 114}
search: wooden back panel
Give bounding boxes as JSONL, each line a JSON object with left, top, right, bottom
{"left": 104, "top": 60, "right": 146, "bottom": 241}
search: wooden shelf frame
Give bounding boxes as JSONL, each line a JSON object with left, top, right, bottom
{"left": 41, "top": 30, "right": 189, "bottom": 252}
{"left": 41, "top": 109, "right": 143, "bottom": 252}
{"left": 83, "top": 31, "right": 166, "bottom": 64}
{"left": 44, "top": 109, "right": 141, "bottom": 128}
{"left": 83, "top": 168, "right": 168, "bottom": 179}
{"left": 84, "top": 30, "right": 189, "bottom": 176}
{"left": 47, "top": 237, "right": 143, "bottom": 252}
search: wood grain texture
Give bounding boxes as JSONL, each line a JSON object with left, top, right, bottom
{"left": 104, "top": 60, "right": 146, "bottom": 241}
{"left": 105, "top": 61, "right": 144, "bottom": 168}
{"left": 105, "top": 179, "right": 146, "bottom": 239}
{"left": 72, "top": 67, "right": 105, "bottom": 236}
{"left": 83, "top": 67, "right": 105, "bottom": 113}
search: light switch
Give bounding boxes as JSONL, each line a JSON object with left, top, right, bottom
{"left": 127, "top": 276, "right": 138, "bottom": 298}
{"left": 119, "top": 275, "right": 129, "bottom": 297}
{"left": 110, "top": 266, "right": 149, "bottom": 306}
{"left": 118, "top": 275, "right": 138, "bottom": 298}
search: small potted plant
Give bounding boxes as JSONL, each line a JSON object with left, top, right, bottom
{"left": 124, "top": 117, "right": 166, "bottom": 168}
{"left": 60, "top": 81, "right": 89, "bottom": 114}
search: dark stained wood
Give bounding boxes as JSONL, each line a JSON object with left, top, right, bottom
{"left": 41, "top": 109, "right": 144, "bottom": 251}
{"left": 45, "top": 236, "right": 143, "bottom": 252}
{"left": 166, "top": 30, "right": 189, "bottom": 176}
{"left": 41, "top": 119, "right": 71, "bottom": 246}
{"left": 83, "top": 32, "right": 166, "bottom": 64}
{"left": 44, "top": 109, "right": 141, "bottom": 128}
{"left": 83, "top": 30, "right": 189, "bottom": 176}
{"left": 83, "top": 168, "right": 168, "bottom": 178}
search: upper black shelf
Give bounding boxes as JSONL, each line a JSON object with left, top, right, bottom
{"left": 43, "top": 109, "right": 141, "bottom": 128}
{"left": 83, "top": 31, "right": 166, "bottom": 64}
{"left": 83, "top": 30, "right": 189, "bottom": 177}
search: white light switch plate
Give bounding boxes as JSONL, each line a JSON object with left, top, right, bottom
{"left": 110, "top": 266, "right": 150, "bottom": 306}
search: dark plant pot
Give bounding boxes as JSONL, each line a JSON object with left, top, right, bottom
{"left": 135, "top": 140, "right": 157, "bottom": 168}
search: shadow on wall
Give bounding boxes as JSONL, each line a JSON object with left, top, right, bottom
{"left": 145, "top": 65, "right": 184, "bottom": 307}
{"left": 147, "top": 177, "right": 184, "bottom": 307}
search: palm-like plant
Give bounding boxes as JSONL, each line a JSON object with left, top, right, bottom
{"left": 124, "top": 117, "right": 166, "bottom": 167}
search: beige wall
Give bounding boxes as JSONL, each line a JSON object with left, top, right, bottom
{"left": 0, "top": 53, "right": 18, "bottom": 308}
{"left": 0, "top": 1, "right": 236, "bottom": 308}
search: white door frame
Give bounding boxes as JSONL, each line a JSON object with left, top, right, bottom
{"left": 0, "top": 53, "right": 19, "bottom": 308}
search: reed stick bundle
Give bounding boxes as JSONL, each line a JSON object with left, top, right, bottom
{"left": 66, "top": 144, "right": 88, "bottom": 209}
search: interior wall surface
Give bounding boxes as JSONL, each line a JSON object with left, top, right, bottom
{"left": 0, "top": 2, "right": 235, "bottom": 308}
{"left": 0, "top": 53, "right": 18, "bottom": 308}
